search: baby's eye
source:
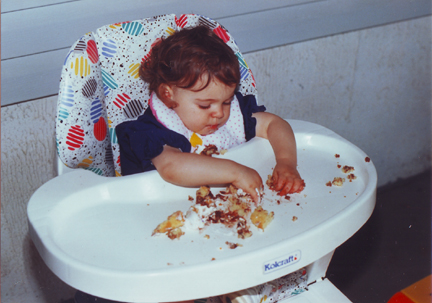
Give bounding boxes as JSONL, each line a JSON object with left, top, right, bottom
{"left": 223, "top": 100, "right": 233, "bottom": 106}
{"left": 198, "top": 104, "right": 211, "bottom": 109}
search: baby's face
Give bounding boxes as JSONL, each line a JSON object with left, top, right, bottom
{"left": 171, "top": 79, "right": 236, "bottom": 136}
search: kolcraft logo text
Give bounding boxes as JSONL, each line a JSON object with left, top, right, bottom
{"left": 263, "top": 250, "right": 301, "bottom": 274}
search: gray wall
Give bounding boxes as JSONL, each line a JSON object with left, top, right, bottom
{"left": 1, "top": 16, "right": 431, "bottom": 303}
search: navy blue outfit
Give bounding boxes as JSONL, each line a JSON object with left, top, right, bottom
{"left": 116, "top": 93, "right": 265, "bottom": 176}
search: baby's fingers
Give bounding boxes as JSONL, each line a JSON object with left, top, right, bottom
{"left": 249, "top": 186, "right": 263, "bottom": 205}
{"left": 273, "top": 176, "right": 305, "bottom": 196}
{"left": 272, "top": 172, "right": 291, "bottom": 193}
{"left": 277, "top": 178, "right": 294, "bottom": 196}
{"left": 287, "top": 178, "right": 306, "bottom": 194}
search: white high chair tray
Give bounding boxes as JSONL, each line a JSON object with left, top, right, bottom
{"left": 28, "top": 120, "right": 377, "bottom": 303}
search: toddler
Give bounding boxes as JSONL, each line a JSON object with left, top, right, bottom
{"left": 116, "top": 25, "right": 304, "bottom": 200}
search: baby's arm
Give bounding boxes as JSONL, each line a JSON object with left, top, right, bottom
{"left": 253, "top": 112, "right": 305, "bottom": 195}
{"left": 152, "top": 146, "right": 263, "bottom": 202}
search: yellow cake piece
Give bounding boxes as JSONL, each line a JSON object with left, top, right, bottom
{"left": 251, "top": 206, "right": 274, "bottom": 230}
{"left": 152, "top": 211, "right": 185, "bottom": 237}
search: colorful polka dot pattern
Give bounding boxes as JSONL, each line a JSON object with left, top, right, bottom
{"left": 56, "top": 14, "right": 258, "bottom": 177}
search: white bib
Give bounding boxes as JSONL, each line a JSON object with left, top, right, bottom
{"left": 149, "top": 92, "right": 246, "bottom": 152}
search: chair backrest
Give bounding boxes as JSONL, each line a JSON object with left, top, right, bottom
{"left": 56, "top": 14, "right": 258, "bottom": 177}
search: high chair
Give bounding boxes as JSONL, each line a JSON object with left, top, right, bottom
{"left": 27, "top": 14, "right": 377, "bottom": 303}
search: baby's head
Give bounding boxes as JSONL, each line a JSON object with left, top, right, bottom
{"left": 140, "top": 26, "right": 240, "bottom": 101}
{"left": 141, "top": 26, "right": 241, "bottom": 135}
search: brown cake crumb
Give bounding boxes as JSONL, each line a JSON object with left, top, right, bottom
{"left": 225, "top": 241, "right": 243, "bottom": 249}
{"left": 347, "top": 173, "right": 357, "bottom": 181}
{"left": 365, "top": 157, "right": 371, "bottom": 162}
{"left": 335, "top": 154, "right": 340, "bottom": 158}
{"left": 266, "top": 174, "right": 275, "bottom": 190}
{"left": 167, "top": 227, "right": 185, "bottom": 240}
{"left": 342, "top": 165, "right": 355, "bottom": 174}
{"left": 200, "top": 144, "right": 225, "bottom": 156}
{"left": 332, "top": 177, "right": 345, "bottom": 186}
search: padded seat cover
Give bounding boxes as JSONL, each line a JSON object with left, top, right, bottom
{"left": 56, "top": 14, "right": 258, "bottom": 177}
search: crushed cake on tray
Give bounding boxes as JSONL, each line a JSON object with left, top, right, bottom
{"left": 152, "top": 210, "right": 185, "bottom": 240}
{"left": 153, "top": 167, "right": 307, "bottom": 241}
{"left": 152, "top": 185, "right": 274, "bottom": 240}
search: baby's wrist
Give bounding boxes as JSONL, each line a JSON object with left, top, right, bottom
{"left": 275, "top": 158, "right": 297, "bottom": 168}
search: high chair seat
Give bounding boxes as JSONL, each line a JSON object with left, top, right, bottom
{"left": 55, "top": 14, "right": 257, "bottom": 177}
{"left": 28, "top": 119, "right": 377, "bottom": 302}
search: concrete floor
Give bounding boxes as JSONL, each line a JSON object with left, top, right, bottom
{"left": 328, "top": 169, "right": 431, "bottom": 303}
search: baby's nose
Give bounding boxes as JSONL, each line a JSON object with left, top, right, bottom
{"left": 211, "top": 105, "right": 224, "bottom": 118}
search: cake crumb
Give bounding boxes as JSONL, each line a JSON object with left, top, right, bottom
{"left": 152, "top": 211, "right": 185, "bottom": 239}
{"left": 266, "top": 174, "right": 275, "bottom": 190}
{"left": 365, "top": 157, "right": 371, "bottom": 162}
{"left": 335, "top": 154, "right": 340, "bottom": 158}
{"left": 332, "top": 177, "right": 345, "bottom": 186}
{"left": 347, "top": 173, "right": 357, "bottom": 181}
{"left": 226, "top": 241, "right": 243, "bottom": 249}
{"left": 342, "top": 166, "right": 355, "bottom": 174}
{"left": 251, "top": 206, "right": 274, "bottom": 230}
{"left": 292, "top": 216, "right": 298, "bottom": 222}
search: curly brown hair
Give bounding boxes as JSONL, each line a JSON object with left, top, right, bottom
{"left": 140, "top": 26, "right": 240, "bottom": 96}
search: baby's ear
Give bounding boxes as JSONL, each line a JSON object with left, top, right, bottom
{"left": 158, "top": 84, "right": 178, "bottom": 109}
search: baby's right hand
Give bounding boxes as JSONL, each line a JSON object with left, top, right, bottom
{"left": 232, "top": 164, "right": 263, "bottom": 204}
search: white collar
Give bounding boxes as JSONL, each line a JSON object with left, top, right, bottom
{"left": 149, "top": 92, "right": 246, "bottom": 152}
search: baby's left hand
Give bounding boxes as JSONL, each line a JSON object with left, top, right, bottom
{"left": 272, "top": 160, "right": 305, "bottom": 196}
